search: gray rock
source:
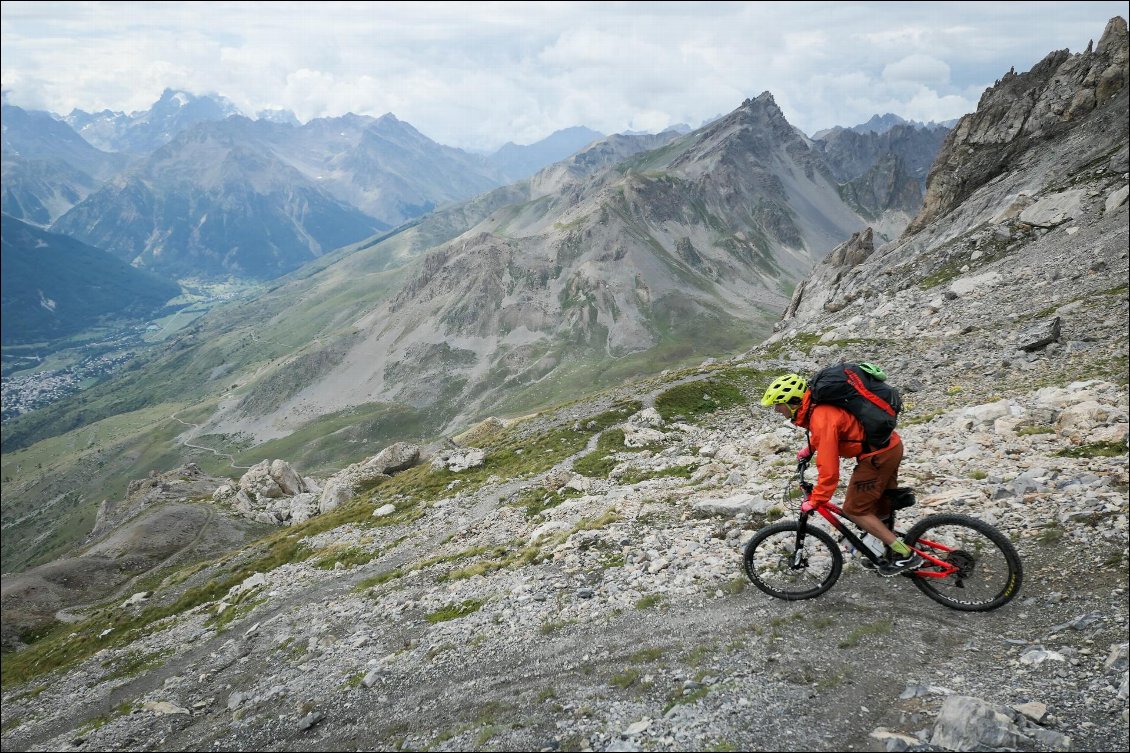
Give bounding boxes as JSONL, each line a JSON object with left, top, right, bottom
{"left": 930, "top": 695, "right": 1026, "bottom": 751}
{"left": 1017, "top": 317, "right": 1061, "bottom": 352}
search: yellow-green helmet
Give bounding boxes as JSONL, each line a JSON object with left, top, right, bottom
{"left": 761, "top": 373, "right": 808, "bottom": 406}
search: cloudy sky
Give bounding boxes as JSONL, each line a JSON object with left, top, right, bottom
{"left": 2, "top": 1, "right": 1126, "bottom": 151}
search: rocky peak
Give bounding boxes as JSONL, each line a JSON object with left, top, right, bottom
{"left": 907, "top": 15, "right": 1128, "bottom": 235}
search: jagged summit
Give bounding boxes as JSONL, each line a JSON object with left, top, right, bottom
{"left": 908, "top": 15, "right": 1128, "bottom": 234}
{"left": 0, "top": 17, "right": 1127, "bottom": 753}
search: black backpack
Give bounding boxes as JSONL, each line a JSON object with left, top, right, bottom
{"left": 805, "top": 362, "right": 902, "bottom": 452}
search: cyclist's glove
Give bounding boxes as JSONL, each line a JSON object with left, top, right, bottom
{"left": 796, "top": 444, "right": 812, "bottom": 461}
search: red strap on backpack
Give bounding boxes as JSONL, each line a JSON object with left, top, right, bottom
{"left": 845, "top": 369, "right": 896, "bottom": 417}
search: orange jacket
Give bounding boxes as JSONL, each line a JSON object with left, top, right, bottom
{"left": 793, "top": 392, "right": 901, "bottom": 507}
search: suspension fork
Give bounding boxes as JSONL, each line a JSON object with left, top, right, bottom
{"left": 791, "top": 509, "right": 816, "bottom": 567}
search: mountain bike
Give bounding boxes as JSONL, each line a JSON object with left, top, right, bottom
{"left": 742, "top": 460, "right": 1023, "bottom": 612}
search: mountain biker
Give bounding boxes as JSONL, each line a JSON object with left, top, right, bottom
{"left": 760, "top": 373, "right": 924, "bottom": 576}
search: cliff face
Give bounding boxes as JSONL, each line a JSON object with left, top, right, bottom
{"left": 907, "top": 16, "right": 1128, "bottom": 236}
{"left": 782, "top": 16, "right": 1129, "bottom": 326}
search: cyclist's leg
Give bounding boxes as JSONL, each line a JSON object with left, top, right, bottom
{"left": 843, "top": 441, "right": 903, "bottom": 545}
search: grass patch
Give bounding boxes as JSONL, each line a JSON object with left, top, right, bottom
{"left": 838, "top": 619, "right": 892, "bottom": 649}
{"left": 1038, "top": 523, "right": 1065, "bottom": 544}
{"left": 77, "top": 701, "right": 137, "bottom": 735}
{"left": 1054, "top": 442, "right": 1127, "bottom": 458}
{"left": 629, "top": 647, "right": 666, "bottom": 663}
{"left": 635, "top": 593, "right": 663, "bottom": 610}
{"left": 0, "top": 498, "right": 379, "bottom": 689}
{"left": 539, "top": 619, "right": 577, "bottom": 635}
{"left": 425, "top": 598, "right": 485, "bottom": 624}
{"left": 719, "top": 576, "right": 748, "bottom": 596}
{"left": 665, "top": 684, "right": 710, "bottom": 713}
{"left": 1017, "top": 425, "right": 1055, "bottom": 436}
{"left": 362, "top": 402, "right": 641, "bottom": 504}
{"left": 437, "top": 543, "right": 546, "bottom": 582}
{"left": 655, "top": 380, "right": 744, "bottom": 423}
{"left": 573, "top": 427, "right": 635, "bottom": 478}
{"left": 102, "top": 646, "right": 174, "bottom": 681}
{"left": 354, "top": 567, "right": 405, "bottom": 591}
{"left": 206, "top": 595, "right": 267, "bottom": 632}
{"left": 610, "top": 668, "right": 641, "bottom": 689}
{"left": 969, "top": 469, "right": 988, "bottom": 480}
{"left": 509, "top": 486, "right": 583, "bottom": 517}
{"left": 312, "top": 545, "right": 380, "bottom": 570}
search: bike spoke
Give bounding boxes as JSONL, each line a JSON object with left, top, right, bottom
{"left": 904, "top": 515, "right": 1023, "bottom": 612}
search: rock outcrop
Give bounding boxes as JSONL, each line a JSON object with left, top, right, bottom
{"left": 907, "top": 16, "right": 1128, "bottom": 235}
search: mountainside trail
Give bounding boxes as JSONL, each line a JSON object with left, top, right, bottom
{"left": 2, "top": 17, "right": 1127, "bottom": 753}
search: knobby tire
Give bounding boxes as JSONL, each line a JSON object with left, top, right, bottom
{"left": 742, "top": 521, "right": 843, "bottom": 600}
{"left": 904, "top": 513, "right": 1023, "bottom": 612}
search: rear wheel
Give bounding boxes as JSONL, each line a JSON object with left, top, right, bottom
{"left": 742, "top": 521, "right": 842, "bottom": 600}
{"left": 903, "top": 513, "right": 1023, "bottom": 612}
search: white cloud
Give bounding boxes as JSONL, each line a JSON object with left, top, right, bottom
{"left": 1, "top": 1, "right": 1126, "bottom": 148}
{"left": 882, "top": 54, "right": 952, "bottom": 85}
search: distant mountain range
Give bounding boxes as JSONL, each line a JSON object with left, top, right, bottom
{"left": 812, "top": 112, "right": 960, "bottom": 140}
{"left": 0, "top": 215, "right": 180, "bottom": 344}
{"left": 1, "top": 104, "right": 129, "bottom": 226}
{"left": 64, "top": 88, "right": 243, "bottom": 155}
{"left": 6, "top": 90, "right": 945, "bottom": 457}
{"left": 1, "top": 87, "right": 950, "bottom": 331}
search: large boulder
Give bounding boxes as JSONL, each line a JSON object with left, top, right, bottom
{"left": 361, "top": 442, "right": 421, "bottom": 475}
{"left": 238, "top": 459, "right": 309, "bottom": 501}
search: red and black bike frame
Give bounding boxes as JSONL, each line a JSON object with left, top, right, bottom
{"left": 792, "top": 461, "right": 954, "bottom": 579}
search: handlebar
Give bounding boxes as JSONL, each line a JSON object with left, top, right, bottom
{"left": 795, "top": 458, "right": 814, "bottom": 501}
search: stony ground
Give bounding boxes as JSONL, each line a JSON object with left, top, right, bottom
{"left": 2, "top": 98, "right": 1128, "bottom": 753}
{"left": 1, "top": 361, "right": 1126, "bottom": 752}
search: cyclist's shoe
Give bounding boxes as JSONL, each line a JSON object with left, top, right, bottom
{"left": 876, "top": 552, "right": 924, "bottom": 577}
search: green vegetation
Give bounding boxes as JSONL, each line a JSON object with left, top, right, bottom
{"left": 837, "top": 618, "right": 892, "bottom": 649}
{"left": 425, "top": 599, "right": 486, "bottom": 623}
{"left": 0, "top": 498, "right": 381, "bottom": 688}
{"left": 1038, "top": 523, "right": 1065, "bottom": 544}
{"left": 635, "top": 593, "right": 664, "bottom": 610}
{"left": 343, "top": 670, "right": 367, "bottom": 689}
{"left": 206, "top": 596, "right": 267, "bottom": 632}
{"left": 361, "top": 403, "right": 640, "bottom": 506}
{"left": 655, "top": 380, "right": 744, "bottom": 422}
{"left": 573, "top": 428, "right": 629, "bottom": 478}
{"left": 630, "top": 647, "right": 666, "bottom": 663}
{"left": 1054, "top": 442, "right": 1127, "bottom": 458}
{"left": 509, "top": 486, "right": 583, "bottom": 517}
{"left": 720, "top": 577, "right": 748, "bottom": 596}
{"left": 610, "top": 668, "right": 641, "bottom": 689}
{"left": 77, "top": 701, "right": 137, "bottom": 735}
{"left": 539, "top": 619, "right": 577, "bottom": 635}
{"left": 312, "top": 545, "right": 380, "bottom": 570}
{"left": 969, "top": 469, "right": 988, "bottom": 480}
{"left": 102, "top": 647, "right": 175, "bottom": 680}
{"left": 354, "top": 568, "right": 406, "bottom": 591}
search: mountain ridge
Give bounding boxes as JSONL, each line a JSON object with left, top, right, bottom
{"left": 0, "top": 15, "right": 1127, "bottom": 753}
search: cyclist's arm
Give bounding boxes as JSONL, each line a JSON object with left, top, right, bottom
{"left": 808, "top": 408, "right": 840, "bottom": 506}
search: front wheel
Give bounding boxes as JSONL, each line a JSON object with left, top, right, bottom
{"left": 903, "top": 513, "right": 1023, "bottom": 612}
{"left": 742, "top": 521, "right": 843, "bottom": 600}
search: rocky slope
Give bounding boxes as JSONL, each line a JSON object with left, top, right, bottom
{"left": 50, "top": 119, "right": 387, "bottom": 280}
{"left": 1, "top": 212, "right": 1125, "bottom": 749}
{"left": 1, "top": 18, "right": 1127, "bottom": 752}
{"left": 1, "top": 104, "right": 130, "bottom": 224}
{"left": 908, "top": 16, "right": 1128, "bottom": 235}
{"left": 199, "top": 93, "right": 886, "bottom": 444}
